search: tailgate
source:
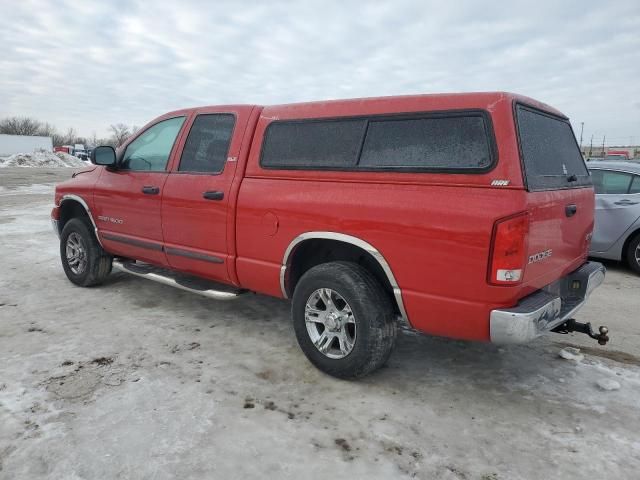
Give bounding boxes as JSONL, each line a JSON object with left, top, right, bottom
{"left": 515, "top": 103, "right": 594, "bottom": 287}
{"left": 524, "top": 188, "right": 593, "bottom": 286}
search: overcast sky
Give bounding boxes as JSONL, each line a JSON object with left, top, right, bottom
{"left": 1, "top": 0, "right": 638, "bottom": 144}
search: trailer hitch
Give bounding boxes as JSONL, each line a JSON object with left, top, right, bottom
{"left": 552, "top": 319, "right": 610, "bottom": 345}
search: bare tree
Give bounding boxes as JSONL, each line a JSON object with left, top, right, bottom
{"left": 109, "top": 123, "right": 131, "bottom": 147}
{"left": 0, "top": 117, "right": 69, "bottom": 146}
{"left": 0, "top": 116, "right": 134, "bottom": 148}
{"left": 0, "top": 117, "right": 43, "bottom": 136}
{"left": 91, "top": 131, "right": 116, "bottom": 147}
{"left": 62, "top": 127, "right": 78, "bottom": 145}
{"left": 38, "top": 122, "right": 57, "bottom": 137}
{"left": 36, "top": 122, "right": 64, "bottom": 146}
{"left": 51, "top": 132, "right": 65, "bottom": 147}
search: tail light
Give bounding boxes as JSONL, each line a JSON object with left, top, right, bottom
{"left": 488, "top": 212, "right": 529, "bottom": 285}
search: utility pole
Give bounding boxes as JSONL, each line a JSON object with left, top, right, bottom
{"left": 579, "top": 122, "right": 584, "bottom": 148}
{"left": 589, "top": 135, "right": 593, "bottom": 157}
{"left": 602, "top": 135, "right": 606, "bottom": 157}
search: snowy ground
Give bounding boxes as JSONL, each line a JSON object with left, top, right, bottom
{"left": 0, "top": 151, "right": 87, "bottom": 168}
{"left": 1, "top": 168, "right": 639, "bottom": 479}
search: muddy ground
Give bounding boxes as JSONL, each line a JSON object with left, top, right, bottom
{"left": 1, "top": 168, "right": 639, "bottom": 479}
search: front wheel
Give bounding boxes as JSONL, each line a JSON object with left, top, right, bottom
{"left": 60, "top": 218, "right": 112, "bottom": 286}
{"left": 626, "top": 233, "right": 640, "bottom": 275}
{"left": 292, "top": 261, "right": 397, "bottom": 379}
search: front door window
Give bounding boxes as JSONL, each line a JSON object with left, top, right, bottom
{"left": 120, "top": 116, "right": 185, "bottom": 171}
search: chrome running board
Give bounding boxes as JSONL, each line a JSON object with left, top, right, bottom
{"left": 112, "top": 260, "right": 246, "bottom": 300}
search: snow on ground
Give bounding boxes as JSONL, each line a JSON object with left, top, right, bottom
{"left": 0, "top": 151, "right": 87, "bottom": 168}
{"left": 0, "top": 183, "right": 56, "bottom": 198}
{"left": 1, "top": 171, "right": 639, "bottom": 479}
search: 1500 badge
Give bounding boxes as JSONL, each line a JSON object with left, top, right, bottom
{"left": 528, "top": 249, "right": 552, "bottom": 264}
{"left": 98, "top": 215, "right": 123, "bottom": 224}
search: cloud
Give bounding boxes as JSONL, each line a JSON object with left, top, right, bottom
{"left": 0, "top": 0, "right": 638, "bottom": 143}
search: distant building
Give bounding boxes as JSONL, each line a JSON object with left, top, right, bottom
{"left": 0, "top": 134, "right": 53, "bottom": 157}
{"left": 581, "top": 145, "right": 638, "bottom": 159}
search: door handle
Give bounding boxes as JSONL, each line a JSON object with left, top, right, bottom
{"left": 565, "top": 204, "right": 577, "bottom": 217}
{"left": 614, "top": 199, "right": 639, "bottom": 206}
{"left": 142, "top": 186, "right": 160, "bottom": 195}
{"left": 203, "top": 190, "right": 224, "bottom": 201}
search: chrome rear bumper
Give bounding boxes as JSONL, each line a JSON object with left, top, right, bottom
{"left": 490, "top": 262, "right": 605, "bottom": 344}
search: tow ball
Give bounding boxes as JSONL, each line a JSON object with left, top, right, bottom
{"left": 552, "top": 319, "right": 610, "bottom": 345}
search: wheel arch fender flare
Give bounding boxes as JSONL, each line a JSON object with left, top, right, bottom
{"left": 58, "top": 194, "right": 103, "bottom": 247}
{"left": 279, "top": 231, "right": 409, "bottom": 324}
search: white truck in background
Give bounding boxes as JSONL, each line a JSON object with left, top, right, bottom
{"left": 0, "top": 134, "right": 53, "bottom": 157}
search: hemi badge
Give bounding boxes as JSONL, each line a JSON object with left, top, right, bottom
{"left": 491, "top": 179, "right": 510, "bottom": 186}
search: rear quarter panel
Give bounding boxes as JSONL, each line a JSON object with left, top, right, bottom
{"left": 236, "top": 179, "right": 528, "bottom": 341}
{"left": 595, "top": 215, "right": 640, "bottom": 261}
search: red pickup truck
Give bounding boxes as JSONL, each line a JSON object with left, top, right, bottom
{"left": 52, "top": 92, "right": 608, "bottom": 378}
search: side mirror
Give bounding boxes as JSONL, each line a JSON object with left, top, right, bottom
{"left": 91, "top": 145, "right": 116, "bottom": 167}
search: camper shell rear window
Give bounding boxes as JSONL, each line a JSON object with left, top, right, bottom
{"left": 515, "top": 104, "right": 591, "bottom": 191}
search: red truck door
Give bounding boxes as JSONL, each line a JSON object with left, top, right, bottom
{"left": 161, "top": 106, "right": 253, "bottom": 283}
{"left": 93, "top": 116, "right": 188, "bottom": 265}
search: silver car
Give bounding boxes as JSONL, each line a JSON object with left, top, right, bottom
{"left": 588, "top": 161, "right": 640, "bottom": 274}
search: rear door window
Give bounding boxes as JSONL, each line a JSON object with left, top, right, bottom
{"left": 178, "top": 114, "right": 235, "bottom": 173}
{"left": 590, "top": 170, "right": 633, "bottom": 194}
{"left": 516, "top": 105, "right": 590, "bottom": 191}
{"left": 629, "top": 175, "right": 640, "bottom": 194}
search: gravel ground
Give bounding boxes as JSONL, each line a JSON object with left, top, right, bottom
{"left": 1, "top": 168, "right": 639, "bottom": 479}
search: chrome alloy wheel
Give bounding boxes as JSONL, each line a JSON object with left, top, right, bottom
{"left": 305, "top": 288, "right": 356, "bottom": 359}
{"left": 66, "top": 232, "right": 88, "bottom": 275}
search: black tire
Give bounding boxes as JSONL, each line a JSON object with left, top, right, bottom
{"left": 292, "top": 261, "right": 397, "bottom": 379}
{"left": 60, "top": 217, "right": 112, "bottom": 287}
{"left": 625, "top": 233, "right": 640, "bottom": 275}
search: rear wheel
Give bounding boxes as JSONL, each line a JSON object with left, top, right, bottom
{"left": 626, "top": 233, "right": 640, "bottom": 275}
{"left": 292, "top": 261, "right": 397, "bottom": 379}
{"left": 60, "top": 218, "right": 112, "bottom": 286}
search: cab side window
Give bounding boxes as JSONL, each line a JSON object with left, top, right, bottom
{"left": 121, "top": 117, "right": 185, "bottom": 171}
{"left": 360, "top": 115, "right": 492, "bottom": 170}
{"left": 590, "top": 170, "right": 633, "bottom": 194}
{"left": 630, "top": 175, "right": 640, "bottom": 194}
{"left": 178, "top": 114, "right": 235, "bottom": 173}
